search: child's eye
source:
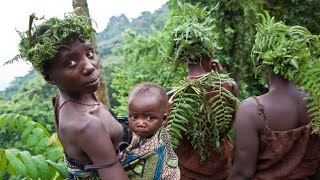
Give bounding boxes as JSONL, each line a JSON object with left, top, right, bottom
{"left": 129, "top": 115, "right": 137, "bottom": 120}
{"left": 146, "top": 115, "right": 155, "bottom": 121}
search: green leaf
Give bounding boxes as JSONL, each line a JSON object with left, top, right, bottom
{"left": 47, "top": 160, "right": 67, "bottom": 178}
{"left": 34, "top": 137, "right": 51, "bottom": 154}
{"left": 32, "top": 154, "right": 51, "bottom": 180}
{"left": 0, "top": 114, "right": 6, "bottom": 126}
{"left": 0, "top": 149, "right": 7, "bottom": 170}
{"left": 6, "top": 163, "right": 16, "bottom": 175}
{"left": 45, "top": 147, "right": 63, "bottom": 162}
{"left": 17, "top": 115, "right": 29, "bottom": 132}
{"left": 19, "top": 151, "right": 39, "bottom": 179}
{"left": 5, "top": 149, "right": 27, "bottom": 176}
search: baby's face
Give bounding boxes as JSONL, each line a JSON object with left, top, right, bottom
{"left": 128, "top": 95, "right": 164, "bottom": 138}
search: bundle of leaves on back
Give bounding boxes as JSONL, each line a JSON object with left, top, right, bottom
{"left": 5, "top": 13, "right": 96, "bottom": 74}
{"left": 167, "top": 72, "right": 238, "bottom": 160}
{"left": 0, "top": 113, "right": 66, "bottom": 179}
{"left": 163, "top": 2, "right": 239, "bottom": 160}
{"left": 251, "top": 12, "right": 320, "bottom": 133}
{"left": 160, "top": 2, "right": 220, "bottom": 64}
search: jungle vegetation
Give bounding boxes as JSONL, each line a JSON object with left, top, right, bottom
{"left": 1, "top": 0, "right": 319, "bottom": 179}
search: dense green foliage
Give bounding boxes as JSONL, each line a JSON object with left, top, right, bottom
{"left": 1, "top": 70, "right": 58, "bottom": 133}
{"left": 110, "top": 30, "right": 185, "bottom": 114}
{"left": 161, "top": 2, "right": 239, "bottom": 160}
{"left": 0, "top": 113, "right": 65, "bottom": 179}
{"left": 161, "top": 2, "right": 220, "bottom": 64}
{"left": 167, "top": 72, "right": 238, "bottom": 160}
{"left": 1, "top": 1, "right": 319, "bottom": 178}
{"left": 96, "top": 5, "right": 169, "bottom": 58}
{"left": 252, "top": 13, "right": 320, "bottom": 132}
{"left": 170, "top": 0, "right": 320, "bottom": 99}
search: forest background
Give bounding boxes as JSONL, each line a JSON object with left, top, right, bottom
{"left": 0, "top": 0, "right": 319, "bottom": 179}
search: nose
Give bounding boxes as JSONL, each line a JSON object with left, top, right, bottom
{"left": 136, "top": 119, "right": 145, "bottom": 128}
{"left": 82, "top": 59, "right": 95, "bottom": 76}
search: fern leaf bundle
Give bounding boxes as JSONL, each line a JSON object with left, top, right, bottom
{"left": 7, "top": 13, "right": 96, "bottom": 74}
{"left": 160, "top": 2, "right": 220, "bottom": 64}
{"left": 167, "top": 72, "right": 239, "bottom": 160}
{"left": 251, "top": 12, "right": 320, "bottom": 133}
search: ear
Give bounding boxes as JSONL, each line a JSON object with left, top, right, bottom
{"left": 211, "top": 59, "right": 223, "bottom": 73}
{"left": 162, "top": 113, "right": 168, "bottom": 127}
{"left": 44, "top": 74, "right": 56, "bottom": 85}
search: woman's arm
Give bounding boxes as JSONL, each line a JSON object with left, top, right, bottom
{"left": 78, "top": 118, "right": 128, "bottom": 180}
{"left": 228, "top": 99, "right": 260, "bottom": 180}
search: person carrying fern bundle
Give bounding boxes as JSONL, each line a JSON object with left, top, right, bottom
{"left": 228, "top": 13, "right": 320, "bottom": 180}
{"left": 161, "top": 3, "right": 239, "bottom": 179}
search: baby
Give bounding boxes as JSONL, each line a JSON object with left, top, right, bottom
{"left": 120, "top": 82, "right": 180, "bottom": 180}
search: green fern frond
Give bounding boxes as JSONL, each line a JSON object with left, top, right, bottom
{"left": 167, "top": 72, "right": 239, "bottom": 160}
{"left": 252, "top": 12, "right": 320, "bottom": 133}
{"left": 161, "top": 2, "right": 220, "bottom": 64}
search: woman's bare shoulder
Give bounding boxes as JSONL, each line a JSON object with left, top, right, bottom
{"left": 235, "top": 97, "right": 264, "bottom": 129}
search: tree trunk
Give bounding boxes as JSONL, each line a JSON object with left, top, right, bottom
{"left": 72, "top": 0, "right": 111, "bottom": 108}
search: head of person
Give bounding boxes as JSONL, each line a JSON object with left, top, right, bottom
{"left": 251, "top": 13, "right": 319, "bottom": 82}
{"left": 161, "top": 2, "right": 220, "bottom": 70}
{"left": 18, "top": 13, "right": 99, "bottom": 94}
{"left": 128, "top": 82, "right": 168, "bottom": 138}
{"left": 187, "top": 55, "right": 223, "bottom": 74}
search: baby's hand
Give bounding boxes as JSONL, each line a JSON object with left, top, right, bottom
{"left": 119, "top": 151, "right": 125, "bottom": 161}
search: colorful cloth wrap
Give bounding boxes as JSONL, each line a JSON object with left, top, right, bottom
{"left": 64, "top": 155, "right": 100, "bottom": 180}
{"left": 121, "top": 127, "right": 180, "bottom": 180}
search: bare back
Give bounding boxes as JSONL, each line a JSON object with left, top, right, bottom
{"left": 256, "top": 85, "right": 311, "bottom": 131}
{"left": 228, "top": 77, "right": 320, "bottom": 179}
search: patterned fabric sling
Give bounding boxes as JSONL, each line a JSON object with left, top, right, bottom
{"left": 121, "top": 127, "right": 180, "bottom": 180}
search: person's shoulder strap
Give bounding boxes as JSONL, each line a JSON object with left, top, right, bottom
{"left": 84, "top": 157, "right": 119, "bottom": 171}
{"left": 52, "top": 94, "right": 60, "bottom": 128}
{"left": 252, "top": 96, "right": 269, "bottom": 126}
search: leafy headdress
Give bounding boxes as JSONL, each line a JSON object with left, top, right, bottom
{"left": 251, "top": 12, "right": 320, "bottom": 133}
{"left": 164, "top": 2, "right": 239, "bottom": 160}
{"left": 8, "top": 13, "right": 96, "bottom": 74}
{"left": 161, "top": 2, "right": 220, "bottom": 64}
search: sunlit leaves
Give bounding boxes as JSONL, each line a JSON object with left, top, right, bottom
{"left": 0, "top": 113, "right": 66, "bottom": 179}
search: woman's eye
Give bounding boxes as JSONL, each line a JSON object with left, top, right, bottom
{"left": 86, "top": 49, "right": 94, "bottom": 58}
{"left": 67, "top": 60, "right": 77, "bottom": 67}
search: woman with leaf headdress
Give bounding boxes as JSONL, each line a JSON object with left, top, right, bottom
{"left": 16, "top": 14, "right": 129, "bottom": 179}
{"left": 228, "top": 13, "right": 320, "bottom": 179}
{"left": 162, "top": 2, "right": 239, "bottom": 179}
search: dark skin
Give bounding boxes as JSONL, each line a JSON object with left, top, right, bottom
{"left": 128, "top": 94, "right": 167, "bottom": 138}
{"left": 45, "top": 38, "right": 128, "bottom": 180}
{"left": 228, "top": 73, "right": 311, "bottom": 180}
{"left": 187, "top": 56, "right": 238, "bottom": 97}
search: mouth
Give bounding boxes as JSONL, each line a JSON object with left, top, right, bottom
{"left": 135, "top": 130, "right": 146, "bottom": 136}
{"left": 84, "top": 76, "right": 99, "bottom": 86}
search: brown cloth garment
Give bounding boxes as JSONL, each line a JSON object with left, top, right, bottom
{"left": 253, "top": 96, "right": 320, "bottom": 180}
{"left": 176, "top": 136, "right": 233, "bottom": 180}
